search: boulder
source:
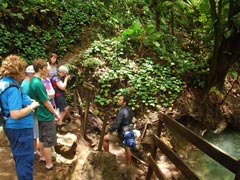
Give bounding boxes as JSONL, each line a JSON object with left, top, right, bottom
{"left": 81, "top": 151, "right": 134, "bottom": 180}
{"left": 55, "top": 133, "right": 78, "bottom": 159}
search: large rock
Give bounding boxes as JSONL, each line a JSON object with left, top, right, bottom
{"left": 81, "top": 151, "right": 134, "bottom": 180}
{"left": 55, "top": 133, "right": 78, "bottom": 159}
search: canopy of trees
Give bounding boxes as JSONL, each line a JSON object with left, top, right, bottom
{"left": 0, "top": 0, "right": 240, "bottom": 110}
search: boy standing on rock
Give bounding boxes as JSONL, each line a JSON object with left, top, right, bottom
{"left": 29, "top": 58, "right": 60, "bottom": 171}
{"left": 103, "top": 94, "right": 134, "bottom": 166}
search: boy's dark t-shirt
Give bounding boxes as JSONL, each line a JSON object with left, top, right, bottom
{"left": 109, "top": 106, "right": 133, "bottom": 138}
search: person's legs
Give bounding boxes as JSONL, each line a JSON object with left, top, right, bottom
{"left": 38, "top": 122, "right": 45, "bottom": 160}
{"left": 33, "top": 114, "right": 40, "bottom": 153}
{"left": 55, "top": 96, "right": 68, "bottom": 125}
{"left": 43, "top": 121, "right": 56, "bottom": 169}
{"left": 39, "top": 121, "right": 56, "bottom": 169}
{"left": 15, "top": 154, "right": 34, "bottom": 180}
{"left": 59, "top": 106, "right": 69, "bottom": 123}
{"left": 104, "top": 132, "right": 131, "bottom": 166}
{"left": 44, "top": 147, "right": 53, "bottom": 167}
{"left": 39, "top": 142, "right": 45, "bottom": 160}
{"left": 125, "top": 147, "right": 131, "bottom": 166}
{"left": 34, "top": 138, "right": 40, "bottom": 153}
{"left": 103, "top": 133, "right": 110, "bottom": 152}
{"left": 4, "top": 128, "right": 34, "bottom": 179}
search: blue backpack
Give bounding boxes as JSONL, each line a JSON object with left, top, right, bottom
{"left": 123, "top": 130, "right": 136, "bottom": 149}
{"left": 0, "top": 81, "right": 20, "bottom": 126}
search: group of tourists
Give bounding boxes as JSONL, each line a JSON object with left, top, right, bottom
{"left": 0, "top": 54, "right": 70, "bottom": 179}
{"left": 0, "top": 53, "right": 136, "bottom": 179}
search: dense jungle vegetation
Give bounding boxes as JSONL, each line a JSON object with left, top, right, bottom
{"left": 0, "top": 0, "right": 240, "bottom": 114}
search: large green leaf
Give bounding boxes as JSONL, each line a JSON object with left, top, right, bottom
{"left": 122, "top": 29, "right": 134, "bottom": 36}
{"left": 232, "top": 12, "right": 240, "bottom": 28}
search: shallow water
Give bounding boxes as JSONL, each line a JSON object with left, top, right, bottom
{"left": 187, "top": 129, "right": 240, "bottom": 180}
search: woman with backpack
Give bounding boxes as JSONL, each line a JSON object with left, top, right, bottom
{"left": 51, "top": 65, "right": 71, "bottom": 126}
{"left": 0, "top": 55, "right": 40, "bottom": 180}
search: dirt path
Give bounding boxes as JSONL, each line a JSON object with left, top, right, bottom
{"left": 0, "top": 129, "right": 147, "bottom": 180}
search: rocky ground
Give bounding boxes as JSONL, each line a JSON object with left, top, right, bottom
{"left": 0, "top": 110, "right": 183, "bottom": 180}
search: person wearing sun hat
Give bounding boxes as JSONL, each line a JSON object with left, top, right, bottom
{"left": 21, "top": 65, "right": 35, "bottom": 94}
{"left": 21, "top": 65, "right": 41, "bottom": 156}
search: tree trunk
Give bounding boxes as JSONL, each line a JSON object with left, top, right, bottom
{"left": 150, "top": 0, "right": 160, "bottom": 31}
{"left": 170, "top": 10, "right": 174, "bottom": 36}
{"left": 204, "top": 0, "right": 240, "bottom": 94}
{"left": 206, "top": 33, "right": 240, "bottom": 92}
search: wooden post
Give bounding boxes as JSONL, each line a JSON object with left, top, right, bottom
{"left": 147, "top": 153, "right": 167, "bottom": 180}
{"left": 73, "top": 89, "right": 79, "bottom": 114}
{"left": 76, "top": 89, "right": 83, "bottom": 117}
{"left": 82, "top": 82, "right": 95, "bottom": 143}
{"left": 234, "top": 160, "right": 240, "bottom": 180}
{"left": 82, "top": 91, "right": 90, "bottom": 138}
{"left": 146, "top": 112, "right": 164, "bottom": 180}
{"left": 97, "top": 112, "right": 108, "bottom": 151}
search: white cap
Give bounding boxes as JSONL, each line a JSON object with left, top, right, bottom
{"left": 25, "top": 65, "right": 35, "bottom": 73}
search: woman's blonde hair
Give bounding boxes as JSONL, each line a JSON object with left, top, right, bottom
{"left": 0, "top": 55, "right": 27, "bottom": 78}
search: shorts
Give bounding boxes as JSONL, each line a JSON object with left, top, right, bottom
{"left": 33, "top": 114, "right": 39, "bottom": 139}
{"left": 105, "top": 132, "right": 127, "bottom": 148}
{"left": 55, "top": 95, "right": 68, "bottom": 112}
{"left": 38, "top": 121, "right": 56, "bottom": 147}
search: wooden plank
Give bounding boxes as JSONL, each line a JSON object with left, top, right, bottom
{"left": 160, "top": 112, "right": 238, "bottom": 174}
{"left": 81, "top": 82, "right": 95, "bottom": 145}
{"left": 146, "top": 115, "right": 164, "bottom": 180}
{"left": 153, "top": 134, "right": 200, "bottom": 180}
{"left": 234, "top": 160, "right": 240, "bottom": 180}
{"left": 147, "top": 153, "right": 167, "bottom": 180}
{"left": 83, "top": 82, "right": 95, "bottom": 91}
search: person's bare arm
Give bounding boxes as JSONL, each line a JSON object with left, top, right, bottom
{"left": 43, "top": 100, "right": 60, "bottom": 121}
{"left": 56, "top": 75, "right": 71, "bottom": 90}
{"left": 10, "top": 101, "right": 40, "bottom": 120}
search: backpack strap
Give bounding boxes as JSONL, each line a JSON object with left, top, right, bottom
{"left": 51, "top": 75, "right": 63, "bottom": 97}
{"left": 0, "top": 82, "right": 21, "bottom": 125}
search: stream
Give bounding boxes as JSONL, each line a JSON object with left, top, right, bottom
{"left": 186, "top": 129, "right": 240, "bottom": 180}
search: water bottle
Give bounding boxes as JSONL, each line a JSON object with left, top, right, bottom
{"left": 55, "top": 108, "right": 60, "bottom": 115}
{"left": 55, "top": 108, "right": 62, "bottom": 125}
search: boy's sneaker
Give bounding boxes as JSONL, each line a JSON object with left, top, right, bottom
{"left": 34, "top": 151, "right": 40, "bottom": 156}
{"left": 45, "top": 165, "right": 55, "bottom": 171}
{"left": 39, "top": 158, "right": 46, "bottom": 163}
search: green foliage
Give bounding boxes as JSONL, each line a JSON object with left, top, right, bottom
{"left": 0, "top": 24, "right": 11, "bottom": 55}
{"left": 232, "top": 12, "right": 240, "bottom": 28}
{"left": 82, "top": 57, "right": 104, "bottom": 68}
{"left": 0, "top": 0, "right": 111, "bottom": 58}
{"left": 121, "top": 20, "right": 203, "bottom": 76}
{"left": 79, "top": 37, "right": 183, "bottom": 109}
{"left": 209, "top": 87, "right": 223, "bottom": 97}
{"left": 64, "top": 61, "right": 83, "bottom": 89}
{"left": 0, "top": 0, "right": 230, "bottom": 111}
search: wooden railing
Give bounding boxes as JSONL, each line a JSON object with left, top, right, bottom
{"left": 146, "top": 112, "right": 240, "bottom": 180}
